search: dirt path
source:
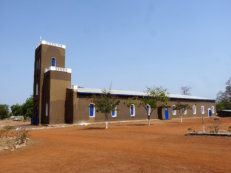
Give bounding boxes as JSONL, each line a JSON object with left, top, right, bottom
{"left": 0, "top": 118, "right": 231, "bottom": 173}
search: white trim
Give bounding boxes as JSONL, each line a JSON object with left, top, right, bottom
{"left": 111, "top": 106, "right": 117, "bottom": 117}
{"left": 36, "top": 40, "right": 66, "bottom": 49}
{"left": 76, "top": 88, "right": 214, "bottom": 101}
{"left": 130, "top": 104, "right": 135, "bottom": 116}
{"left": 172, "top": 105, "right": 176, "bottom": 115}
{"left": 193, "top": 105, "right": 197, "bottom": 115}
{"left": 44, "top": 66, "right": 72, "bottom": 73}
{"left": 201, "top": 106, "right": 205, "bottom": 114}
{"left": 72, "top": 85, "right": 78, "bottom": 90}
{"left": 89, "top": 103, "right": 95, "bottom": 117}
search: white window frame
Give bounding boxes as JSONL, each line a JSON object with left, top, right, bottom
{"left": 183, "top": 107, "right": 187, "bottom": 115}
{"left": 201, "top": 106, "right": 205, "bottom": 114}
{"left": 130, "top": 104, "right": 135, "bottom": 116}
{"left": 111, "top": 106, "right": 117, "bottom": 117}
{"left": 211, "top": 106, "right": 215, "bottom": 114}
{"left": 46, "top": 103, "right": 48, "bottom": 117}
{"left": 89, "top": 103, "right": 95, "bottom": 117}
{"left": 193, "top": 105, "right": 196, "bottom": 115}
{"left": 146, "top": 104, "right": 151, "bottom": 116}
{"left": 172, "top": 105, "right": 176, "bottom": 115}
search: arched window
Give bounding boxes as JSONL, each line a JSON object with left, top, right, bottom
{"left": 52, "top": 57, "right": 56, "bottom": 67}
{"left": 172, "top": 105, "right": 176, "bottom": 115}
{"left": 111, "top": 106, "right": 117, "bottom": 117}
{"left": 193, "top": 105, "right": 196, "bottom": 115}
{"left": 211, "top": 106, "right": 215, "bottom": 114}
{"left": 201, "top": 106, "right": 205, "bottom": 114}
{"left": 89, "top": 104, "right": 95, "bottom": 117}
{"left": 130, "top": 104, "right": 135, "bottom": 116}
{"left": 146, "top": 105, "right": 151, "bottom": 116}
{"left": 183, "top": 107, "right": 187, "bottom": 115}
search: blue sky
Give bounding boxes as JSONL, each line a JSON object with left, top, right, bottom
{"left": 0, "top": 0, "right": 231, "bottom": 106}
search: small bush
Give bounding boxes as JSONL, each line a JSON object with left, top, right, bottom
{"left": 187, "top": 127, "right": 195, "bottom": 132}
{"left": 3, "top": 126, "right": 15, "bottom": 137}
{"left": 228, "top": 126, "right": 231, "bottom": 133}
{"left": 0, "top": 129, "right": 6, "bottom": 138}
{"left": 207, "top": 126, "right": 215, "bottom": 134}
{"left": 15, "top": 128, "right": 29, "bottom": 144}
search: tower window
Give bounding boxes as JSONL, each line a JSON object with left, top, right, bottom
{"left": 52, "top": 57, "right": 56, "bottom": 66}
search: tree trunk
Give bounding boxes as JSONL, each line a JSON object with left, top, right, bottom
{"left": 105, "top": 114, "right": 108, "bottom": 129}
{"left": 202, "top": 115, "right": 205, "bottom": 132}
{"left": 180, "top": 115, "right": 183, "bottom": 123}
{"left": 147, "top": 115, "right": 151, "bottom": 126}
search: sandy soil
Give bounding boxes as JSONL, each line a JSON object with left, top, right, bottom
{"left": 0, "top": 117, "right": 231, "bottom": 173}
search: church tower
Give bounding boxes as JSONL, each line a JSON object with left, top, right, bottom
{"left": 32, "top": 40, "right": 71, "bottom": 125}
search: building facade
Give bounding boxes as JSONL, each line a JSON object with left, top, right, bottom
{"left": 32, "top": 40, "right": 216, "bottom": 125}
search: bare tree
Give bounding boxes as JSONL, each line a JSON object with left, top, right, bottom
{"left": 181, "top": 86, "right": 191, "bottom": 95}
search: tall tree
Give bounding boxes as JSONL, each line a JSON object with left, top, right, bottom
{"left": 11, "top": 104, "right": 22, "bottom": 116}
{"left": 175, "top": 102, "right": 191, "bottom": 123}
{"left": 93, "top": 90, "right": 120, "bottom": 129}
{"left": 216, "top": 77, "right": 231, "bottom": 111}
{"left": 21, "top": 95, "right": 33, "bottom": 118}
{"left": 140, "top": 87, "right": 169, "bottom": 126}
{"left": 181, "top": 86, "right": 191, "bottom": 95}
{"left": 0, "top": 104, "right": 9, "bottom": 119}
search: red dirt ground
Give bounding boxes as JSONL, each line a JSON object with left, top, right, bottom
{"left": 0, "top": 117, "right": 231, "bottom": 173}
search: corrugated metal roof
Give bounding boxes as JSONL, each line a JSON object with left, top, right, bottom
{"left": 76, "top": 88, "right": 215, "bottom": 101}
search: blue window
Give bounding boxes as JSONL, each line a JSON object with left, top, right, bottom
{"left": 146, "top": 105, "right": 151, "bottom": 115}
{"left": 89, "top": 104, "right": 95, "bottom": 117}
{"left": 130, "top": 104, "right": 135, "bottom": 116}
{"left": 111, "top": 107, "right": 117, "bottom": 117}
{"left": 52, "top": 57, "right": 56, "bottom": 66}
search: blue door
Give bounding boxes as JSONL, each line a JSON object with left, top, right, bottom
{"left": 209, "top": 110, "right": 212, "bottom": 117}
{"left": 165, "top": 109, "right": 169, "bottom": 120}
{"left": 89, "top": 105, "right": 94, "bottom": 117}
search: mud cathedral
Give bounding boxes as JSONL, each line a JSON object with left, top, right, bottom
{"left": 32, "top": 40, "right": 216, "bottom": 125}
